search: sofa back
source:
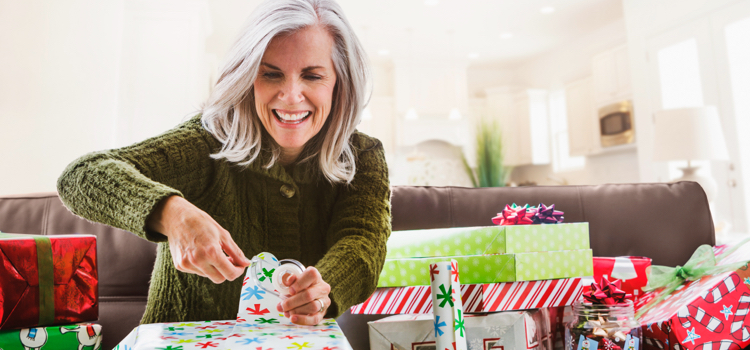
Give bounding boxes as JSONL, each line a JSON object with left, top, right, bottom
{"left": 0, "top": 182, "right": 714, "bottom": 350}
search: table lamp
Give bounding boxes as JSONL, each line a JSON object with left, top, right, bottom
{"left": 653, "top": 106, "right": 730, "bottom": 203}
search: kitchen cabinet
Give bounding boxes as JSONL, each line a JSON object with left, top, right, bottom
{"left": 485, "top": 87, "right": 550, "bottom": 166}
{"left": 592, "top": 44, "right": 632, "bottom": 106}
{"left": 566, "top": 77, "right": 601, "bottom": 156}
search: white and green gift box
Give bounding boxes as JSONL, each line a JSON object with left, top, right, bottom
{"left": 378, "top": 223, "right": 593, "bottom": 287}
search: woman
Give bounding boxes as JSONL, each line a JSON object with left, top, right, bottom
{"left": 57, "top": 0, "right": 390, "bottom": 327}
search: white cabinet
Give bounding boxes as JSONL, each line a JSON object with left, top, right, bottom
{"left": 486, "top": 87, "right": 550, "bottom": 166}
{"left": 566, "top": 77, "right": 601, "bottom": 156}
{"left": 592, "top": 44, "right": 632, "bottom": 106}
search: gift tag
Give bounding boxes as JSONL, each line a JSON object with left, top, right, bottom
{"left": 577, "top": 335, "right": 599, "bottom": 350}
{"left": 249, "top": 252, "right": 305, "bottom": 298}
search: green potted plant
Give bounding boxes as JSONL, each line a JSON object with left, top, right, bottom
{"left": 463, "top": 119, "right": 511, "bottom": 187}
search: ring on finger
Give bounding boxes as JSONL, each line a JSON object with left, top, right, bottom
{"left": 316, "top": 299, "right": 325, "bottom": 313}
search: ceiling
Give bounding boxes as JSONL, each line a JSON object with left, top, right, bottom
{"left": 207, "top": 0, "right": 624, "bottom": 67}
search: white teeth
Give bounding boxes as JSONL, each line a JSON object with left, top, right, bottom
{"left": 275, "top": 111, "right": 310, "bottom": 121}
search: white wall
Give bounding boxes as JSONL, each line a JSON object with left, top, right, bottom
{"left": 623, "top": 0, "right": 750, "bottom": 232}
{"left": 489, "top": 18, "right": 642, "bottom": 186}
{"left": 0, "top": 1, "right": 125, "bottom": 195}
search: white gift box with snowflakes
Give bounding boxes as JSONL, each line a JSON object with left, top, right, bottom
{"left": 114, "top": 253, "right": 353, "bottom": 350}
{"left": 368, "top": 309, "right": 553, "bottom": 350}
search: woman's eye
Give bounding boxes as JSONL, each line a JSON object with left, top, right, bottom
{"left": 262, "top": 72, "right": 282, "bottom": 79}
{"left": 304, "top": 75, "right": 322, "bottom": 81}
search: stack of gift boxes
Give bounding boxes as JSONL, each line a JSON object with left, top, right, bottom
{"left": 0, "top": 232, "right": 102, "bottom": 349}
{"left": 360, "top": 204, "right": 596, "bottom": 350}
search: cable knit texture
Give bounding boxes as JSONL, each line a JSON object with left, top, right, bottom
{"left": 57, "top": 115, "right": 391, "bottom": 323}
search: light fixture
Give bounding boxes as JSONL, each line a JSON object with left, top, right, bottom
{"left": 377, "top": 49, "right": 390, "bottom": 56}
{"left": 500, "top": 32, "right": 513, "bottom": 39}
{"left": 405, "top": 108, "right": 419, "bottom": 120}
{"left": 540, "top": 6, "right": 555, "bottom": 14}
{"left": 652, "top": 106, "right": 730, "bottom": 204}
{"left": 468, "top": 53, "right": 479, "bottom": 59}
{"left": 362, "top": 107, "right": 373, "bottom": 121}
{"left": 449, "top": 108, "right": 462, "bottom": 120}
{"left": 424, "top": 0, "right": 439, "bottom": 6}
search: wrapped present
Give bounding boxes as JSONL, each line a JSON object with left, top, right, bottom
{"left": 352, "top": 277, "right": 591, "bottom": 314}
{"left": 0, "top": 232, "right": 98, "bottom": 329}
{"left": 593, "top": 256, "right": 651, "bottom": 300}
{"left": 114, "top": 252, "right": 352, "bottom": 350}
{"left": 635, "top": 240, "right": 750, "bottom": 350}
{"left": 386, "top": 223, "right": 590, "bottom": 259}
{"left": 369, "top": 309, "right": 553, "bottom": 350}
{"left": 0, "top": 323, "right": 102, "bottom": 350}
{"left": 378, "top": 249, "right": 594, "bottom": 287}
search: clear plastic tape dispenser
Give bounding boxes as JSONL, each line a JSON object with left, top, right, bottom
{"left": 249, "top": 252, "right": 305, "bottom": 298}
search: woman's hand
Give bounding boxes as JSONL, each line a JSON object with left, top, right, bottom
{"left": 276, "top": 266, "right": 331, "bottom": 325}
{"left": 147, "top": 195, "right": 250, "bottom": 283}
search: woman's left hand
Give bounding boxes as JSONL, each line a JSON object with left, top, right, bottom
{"left": 276, "top": 266, "right": 331, "bottom": 325}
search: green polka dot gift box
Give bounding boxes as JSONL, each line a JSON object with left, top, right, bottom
{"left": 0, "top": 323, "right": 102, "bottom": 350}
{"left": 377, "top": 249, "right": 593, "bottom": 287}
{"left": 385, "top": 223, "right": 589, "bottom": 259}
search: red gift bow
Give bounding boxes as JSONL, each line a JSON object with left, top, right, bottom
{"left": 582, "top": 277, "right": 632, "bottom": 305}
{"left": 491, "top": 204, "right": 535, "bottom": 225}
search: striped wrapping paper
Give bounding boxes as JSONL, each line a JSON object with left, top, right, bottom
{"left": 351, "top": 277, "right": 590, "bottom": 314}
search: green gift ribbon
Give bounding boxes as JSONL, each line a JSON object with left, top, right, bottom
{"left": 0, "top": 231, "right": 55, "bottom": 326}
{"left": 635, "top": 237, "right": 750, "bottom": 319}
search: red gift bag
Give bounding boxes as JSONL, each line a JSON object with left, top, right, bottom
{"left": 0, "top": 232, "right": 98, "bottom": 329}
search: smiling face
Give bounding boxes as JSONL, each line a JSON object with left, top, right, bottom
{"left": 254, "top": 25, "right": 337, "bottom": 165}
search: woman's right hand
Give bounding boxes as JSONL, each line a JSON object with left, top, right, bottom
{"left": 147, "top": 195, "right": 250, "bottom": 283}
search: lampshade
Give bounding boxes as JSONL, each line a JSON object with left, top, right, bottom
{"left": 652, "top": 106, "right": 730, "bottom": 161}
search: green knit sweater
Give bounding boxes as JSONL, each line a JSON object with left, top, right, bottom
{"left": 56, "top": 115, "right": 391, "bottom": 323}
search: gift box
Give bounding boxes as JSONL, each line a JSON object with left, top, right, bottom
{"left": 636, "top": 241, "right": 750, "bottom": 350}
{"left": 369, "top": 309, "right": 553, "bottom": 350}
{"left": 593, "top": 256, "right": 651, "bottom": 300}
{"left": 387, "top": 223, "right": 590, "bottom": 259}
{"left": 378, "top": 249, "right": 594, "bottom": 287}
{"left": 0, "top": 232, "right": 98, "bottom": 329}
{"left": 114, "top": 252, "right": 352, "bottom": 350}
{"left": 0, "top": 323, "right": 102, "bottom": 350}
{"left": 352, "top": 277, "right": 591, "bottom": 314}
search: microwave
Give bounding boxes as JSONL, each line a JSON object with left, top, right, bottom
{"left": 599, "top": 100, "right": 635, "bottom": 147}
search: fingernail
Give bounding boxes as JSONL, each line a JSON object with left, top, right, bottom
{"left": 285, "top": 311, "right": 290, "bottom": 318}
{"left": 277, "top": 303, "right": 282, "bottom": 312}
{"left": 289, "top": 287, "right": 296, "bottom": 295}
{"left": 291, "top": 316, "right": 297, "bottom": 323}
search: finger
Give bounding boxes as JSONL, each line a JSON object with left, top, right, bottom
{"left": 285, "top": 300, "right": 321, "bottom": 315}
{"left": 289, "top": 267, "right": 324, "bottom": 295}
{"left": 280, "top": 283, "right": 329, "bottom": 312}
{"left": 282, "top": 273, "right": 297, "bottom": 287}
{"left": 221, "top": 234, "right": 251, "bottom": 266}
{"left": 170, "top": 247, "right": 207, "bottom": 277}
{"left": 189, "top": 250, "right": 226, "bottom": 284}
{"left": 289, "top": 312, "right": 324, "bottom": 326}
{"left": 210, "top": 247, "right": 246, "bottom": 281}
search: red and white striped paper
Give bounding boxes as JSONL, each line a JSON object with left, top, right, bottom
{"left": 351, "top": 277, "right": 588, "bottom": 314}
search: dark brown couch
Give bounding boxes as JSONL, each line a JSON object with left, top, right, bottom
{"left": 0, "top": 182, "right": 714, "bottom": 350}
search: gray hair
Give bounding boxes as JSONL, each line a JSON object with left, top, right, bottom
{"left": 200, "top": 0, "right": 370, "bottom": 184}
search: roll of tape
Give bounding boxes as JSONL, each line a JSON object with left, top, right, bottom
{"left": 272, "top": 263, "right": 304, "bottom": 295}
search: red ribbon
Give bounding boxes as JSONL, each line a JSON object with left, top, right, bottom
{"left": 491, "top": 204, "right": 535, "bottom": 225}
{"left": 582, "top": 277, "right": 632, "bottom": 305}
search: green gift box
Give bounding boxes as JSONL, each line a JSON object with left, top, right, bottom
{"left": 377, "top": 249, "right": 594, "bottom": 287}
{"left": 0, "top": 323, "right": 102, "bottom": 350}
{"left": 386, "top": 223, "right": 589, "bottom": 259}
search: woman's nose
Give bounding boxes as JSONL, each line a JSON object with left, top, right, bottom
{"left": 278, "top": 80, "right": 304, "bottom": 105}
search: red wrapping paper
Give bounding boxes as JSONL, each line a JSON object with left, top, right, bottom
{"left": 593, "top": 256, "right": 651, "bottom": 300}
{"left": 0, "top": 234, "right": 98, "bottom": 329}
{"left": 636, "top": 245, "right": 750, "bottom": 350}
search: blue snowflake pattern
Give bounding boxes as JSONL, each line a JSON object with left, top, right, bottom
{"left": 236, "top": 337, "right": 264, "bottom": 345}
{"left": 241, "top": 285, "right": 267, "bottom": 300}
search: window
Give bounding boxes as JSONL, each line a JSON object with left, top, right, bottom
{"left": 549, "top": 89, "right": 585, "bottom": 172}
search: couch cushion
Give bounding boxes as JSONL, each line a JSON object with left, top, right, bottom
{"left": 0, "top": 193, "right": 157, "bottom": 297}
{"left": 391, "top": 182, "right": 714, "bottom": 266}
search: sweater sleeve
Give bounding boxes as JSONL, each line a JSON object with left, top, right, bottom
{"left": 56, "top": 116, "right": 219, "bottom": 243}
{"left": 315, "top": 134, "right": 392, "bottom": 318}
